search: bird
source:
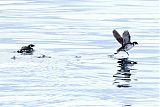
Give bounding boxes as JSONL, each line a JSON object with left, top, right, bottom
{"left": 112, "top": 30, "right": 138, "bottom": 56}
{"left": 17, "top": 44, "right": 35, "bottom": 54}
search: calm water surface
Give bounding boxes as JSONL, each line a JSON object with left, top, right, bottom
{"left": 0, "top": 0, "right": 159, "bottom": 107}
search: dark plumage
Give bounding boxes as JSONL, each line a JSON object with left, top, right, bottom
{"left": 17, "top": 44, "right": 35, "bottom": 54}
{"left": 113, "top": 30, "right": 138, "bottom": 56}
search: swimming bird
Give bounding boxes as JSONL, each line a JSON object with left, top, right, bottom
{"left": 17, "top": 44, "right": 35, "bottom": 54}
{"left": 113, "top": 30, "right": 138, "bottom": 56}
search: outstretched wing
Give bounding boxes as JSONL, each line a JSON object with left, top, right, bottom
{"left": 113, "top": 30, "right": 123, "bottom": 45}
{"left": 122, "top": 30, "right": 131, "bottom": 45}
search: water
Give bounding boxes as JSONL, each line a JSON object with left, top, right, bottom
{"left": 0, "top": 0, "right": 159, "bottom": 107}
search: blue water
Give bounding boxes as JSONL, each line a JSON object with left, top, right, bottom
{"left": 0, "top": 0, "right": 159, "bottom": 107}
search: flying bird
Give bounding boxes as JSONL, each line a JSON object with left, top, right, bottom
{"left": 112, "top": 30, "right": 138, "bottom": 56}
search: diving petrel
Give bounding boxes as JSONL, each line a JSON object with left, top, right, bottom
{"left": 112, "top": 30, "right": 138, "bottom": 56}
{"left": 17, "top": 44, "right": 35, "bottom": 54}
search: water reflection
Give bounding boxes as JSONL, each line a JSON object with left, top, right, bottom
{"left": 113, "top": 58, "right": 137, "bottom": 88}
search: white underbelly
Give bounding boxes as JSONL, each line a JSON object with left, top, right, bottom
{"left": 125, "top": 44, "right": 133, "bottom": 51}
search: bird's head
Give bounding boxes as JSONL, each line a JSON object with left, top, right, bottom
{"left": 133, "top": 42, "right": 138, "bottom": 45}
{"left": 28, "top": 44, "right": 35, "bottom": 47}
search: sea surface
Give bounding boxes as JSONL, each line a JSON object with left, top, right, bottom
{"left": 0, "top": 0, "right": 159, "bottom": 107}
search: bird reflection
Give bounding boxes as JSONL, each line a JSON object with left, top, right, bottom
{"left": 113, "top": 58, "right": 137, "bottom": 88}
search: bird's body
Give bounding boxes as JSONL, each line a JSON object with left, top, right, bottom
{"left": 118, "top": 43, "right": 134, "bottom": 51}
{"left": 112, "top": 30, "right": 138, "bottom": 56}
{"left": 124, "top": 43, "right": 135, "bottom": 51}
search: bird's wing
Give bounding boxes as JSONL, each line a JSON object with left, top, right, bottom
{"left": 113, "top": 30, "right": 123, "bottom": 45}
{"left": 122, "top": 30, "right": 131, "bottom": 45}
{"left": 21, "top": 46, "right": 27, "bottom": 49}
